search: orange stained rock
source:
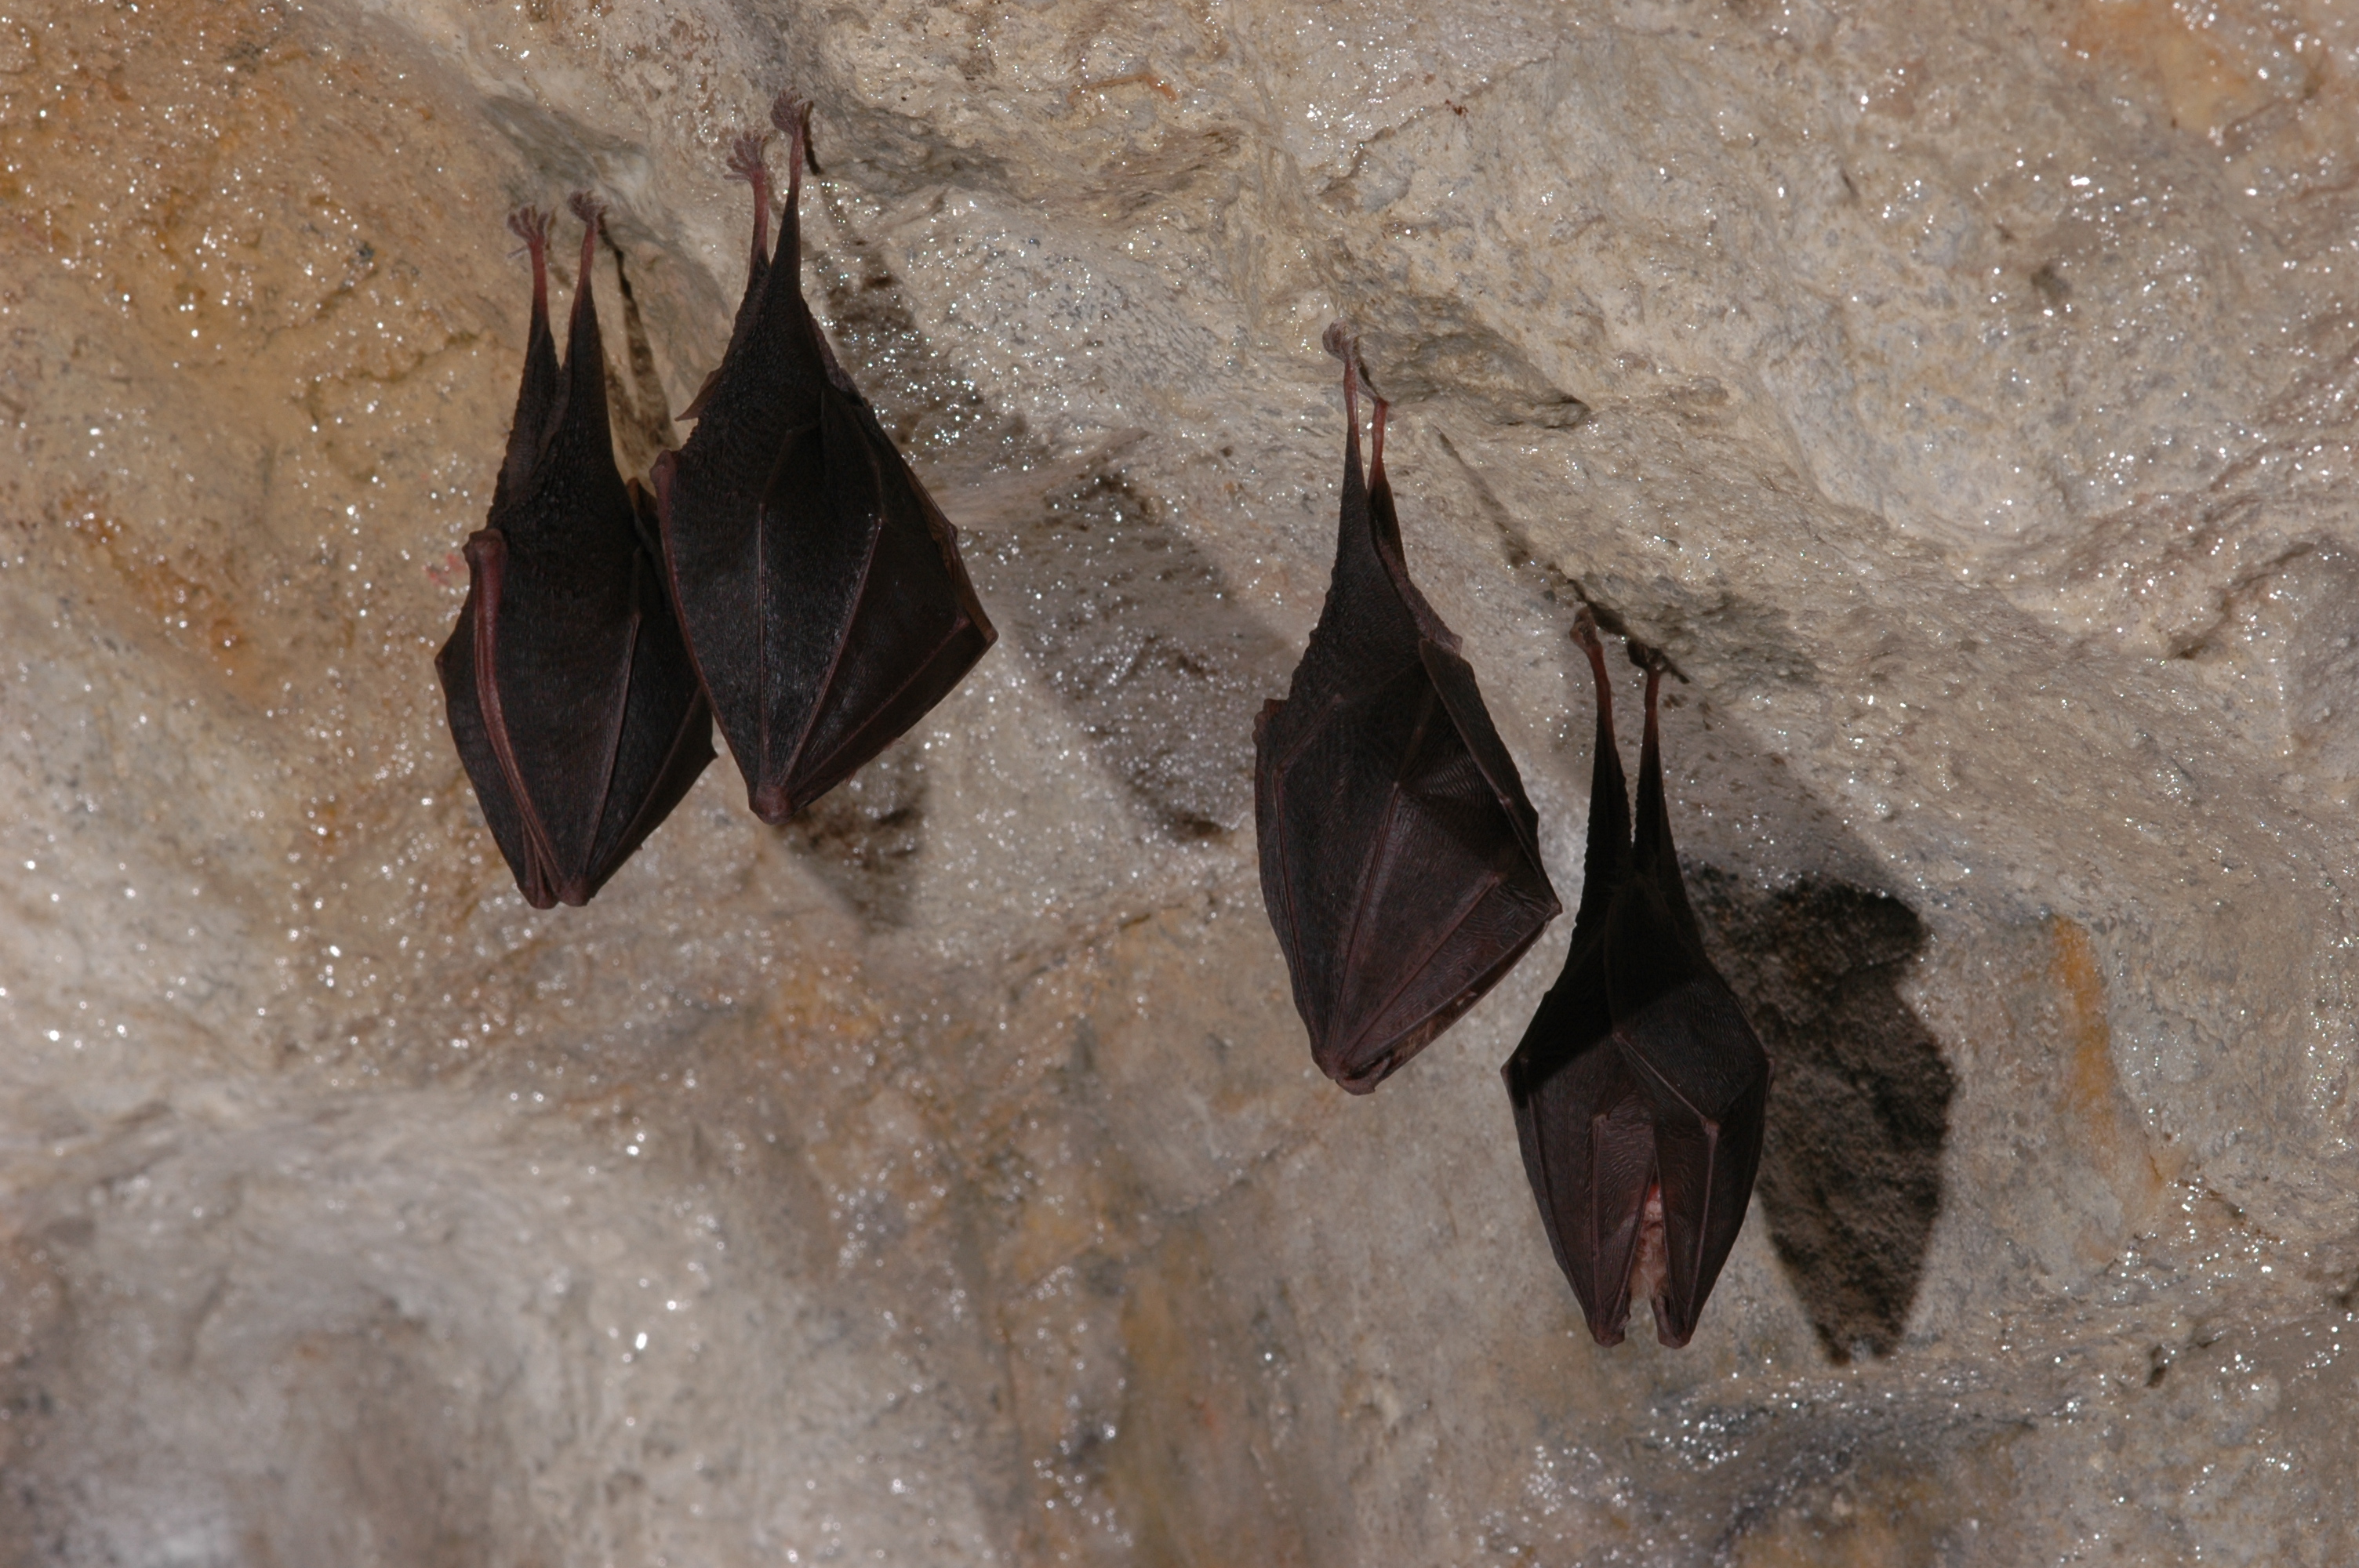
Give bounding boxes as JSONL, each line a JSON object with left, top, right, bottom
{"left": 2048, "top": 916, "right": 2177, "bottom": 1234}
{"left": 2063, "top": 0, "right": 2338, "bottom": 146}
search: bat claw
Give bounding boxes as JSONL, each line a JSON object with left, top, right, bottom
{"left": 566, "top": 190, "right": 607, "bottom": 230}
{"left": 770, "top": 93, "right": 821, "bottom": 172}
{"left": 1622, "top": 636, "right": 1690, "bottom": 684}
{"left": 1321, "top": 320, "right": 1380, "bottom": 407}
{"left": 725, "top": 131, "right": 772, "bottom": 183}
{"left": 506, "top": 205, "right": 551, "bottom": 252}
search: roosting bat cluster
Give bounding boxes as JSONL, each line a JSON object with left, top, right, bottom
{"left": 1255, "top": 328, "right": 1772, "bottom": 1348}
{"left": 438, "top": 96, "right": 994, "bottom": 909}
{"left": 432, "top": 95, "right": 1765, "bottom": 1351}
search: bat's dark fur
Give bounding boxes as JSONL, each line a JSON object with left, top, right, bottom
{"left": 1254, "top": 325, "right": 1561, "bottom": 1093}
{"left": 1503, "top": 612, "right": 1772, "bottom": 1347}
{"left": 438, "top": 194, "right": 714, "bottom": 909}
{"left": 652, "top": 96, "right": 995, "bottom": 825}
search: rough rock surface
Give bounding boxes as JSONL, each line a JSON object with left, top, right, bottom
{"left": 4, "top": 0, "right": 2358, "bottom": 1561}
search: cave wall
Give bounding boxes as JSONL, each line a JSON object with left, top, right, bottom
{"left": 4, "top": 0, "right": 2359, "bottom": 1561}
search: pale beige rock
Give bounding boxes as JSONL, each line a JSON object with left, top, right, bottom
{"left": 4, "top": 0, "right": 2358, "bottom": 1561}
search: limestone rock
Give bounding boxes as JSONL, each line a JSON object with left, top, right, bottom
{"left": 4, "top": 0, "right": 2357, "bottom": 1560}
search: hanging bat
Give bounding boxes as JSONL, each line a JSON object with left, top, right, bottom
{"left": 650, "top": 94, "right": 995, "bottom": 824}
{"left": 1502, "top": 611, "right": 1771, "bottom": 1347}
{"left": 437, "top": 195, "right": 715, "bottom": 908}
{"left": 1254, "top": 325, "right": 1561, "bottom": 1093}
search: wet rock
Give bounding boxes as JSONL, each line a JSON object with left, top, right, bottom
{"left": 4, "top": 0, "right": 2358, "bottom": 1562}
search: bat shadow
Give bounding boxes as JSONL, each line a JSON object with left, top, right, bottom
{"left": 1455, "top": 458, "right": 1957, "bottom": 1363}
{"left": 1685, "top": 869, "right": 1953, "bottom": 1362}
{"left": 804, "top": 205, "right": 1295, "bottom": 866}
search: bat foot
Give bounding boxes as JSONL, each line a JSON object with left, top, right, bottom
{"left": 725, "top": 131, "right": 772, "bottom": 184}
{"left": 506, "top": 205, "right": 551, "bottom": 252}
{"left": 1321, "top": 319, "right": 1355, "bottom": 361}
{"left": 769, "top": 93, "right": 820, "bottom": 172}
{"left": 567, "top": 190, "right": 607, "bottom": 230}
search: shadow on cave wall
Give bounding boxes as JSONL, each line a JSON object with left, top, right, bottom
{"left": 1431, "top": 419, "right": 1960, "bottom": 1364}
{"left": 482, "top": 105, "right": 1291, "bottom": 924}
{"left": 1687, "top": 869, "right": 1955, "bottom": 1361}
{"left": 732, "top": 192, "right": 1291, "bottom": 925}
{"left": 958, "top": 467, "right": 1294, "bottom": 843}
{"left": 597, "top": 169, "right": 1957, "bottom": 1370}
{"left": 777, "top": 226, "right": 1957, "bottom": 1362}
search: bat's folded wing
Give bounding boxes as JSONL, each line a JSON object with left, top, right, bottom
{"left": 443, "top": 518, "right": 713, "bottom": 909}
{"left": 1607, "top": 927, "right": 1771, "bottom": 1348}
{"left": 1504, "top": 939, "right": 1657, "bottom": 1346}
{"left": 740, "top": 390, "right": 994, "bottom": 822}
{"left": 582, "top": 519, "right": 716, "bottom": 890}
{"left": 1259, "top": 652, "right": 1558, "bottom": 1092}
{"left": 438, "top": 563, "right": 536, "bottom": 894}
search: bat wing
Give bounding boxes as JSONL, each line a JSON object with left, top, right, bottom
{"left": 1259, "top": 653, "right": 1559, "bottom": 1091}
{"left": 1503, "top": 648, "right": 1650, "bottom": 1343}
{"left": 1608, "top": 967, "right": 1770, "bottom": 1348}
{"left": 438, "top": 202, "right": 714, "bottom": 909}
{"left": 436, "top": 559, "right": 534, "bottom": 887}
{"left": 1602, "top": 683, "right": 1770, "bottom": 1347}
{"left": 654, "top": 100, "right": 994, "bottom": 826}
{"left": 1256, "top": 356, "right": 1558, "bottom": 1091}
{"left": 735, "top": 379, "right": 994, "bottom": 820}
{"left": 583, "top": 487, "right": 718, "bottom": 881}
{"left": 1503, "top": 935, "right": 1658, "bottom": 1346}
